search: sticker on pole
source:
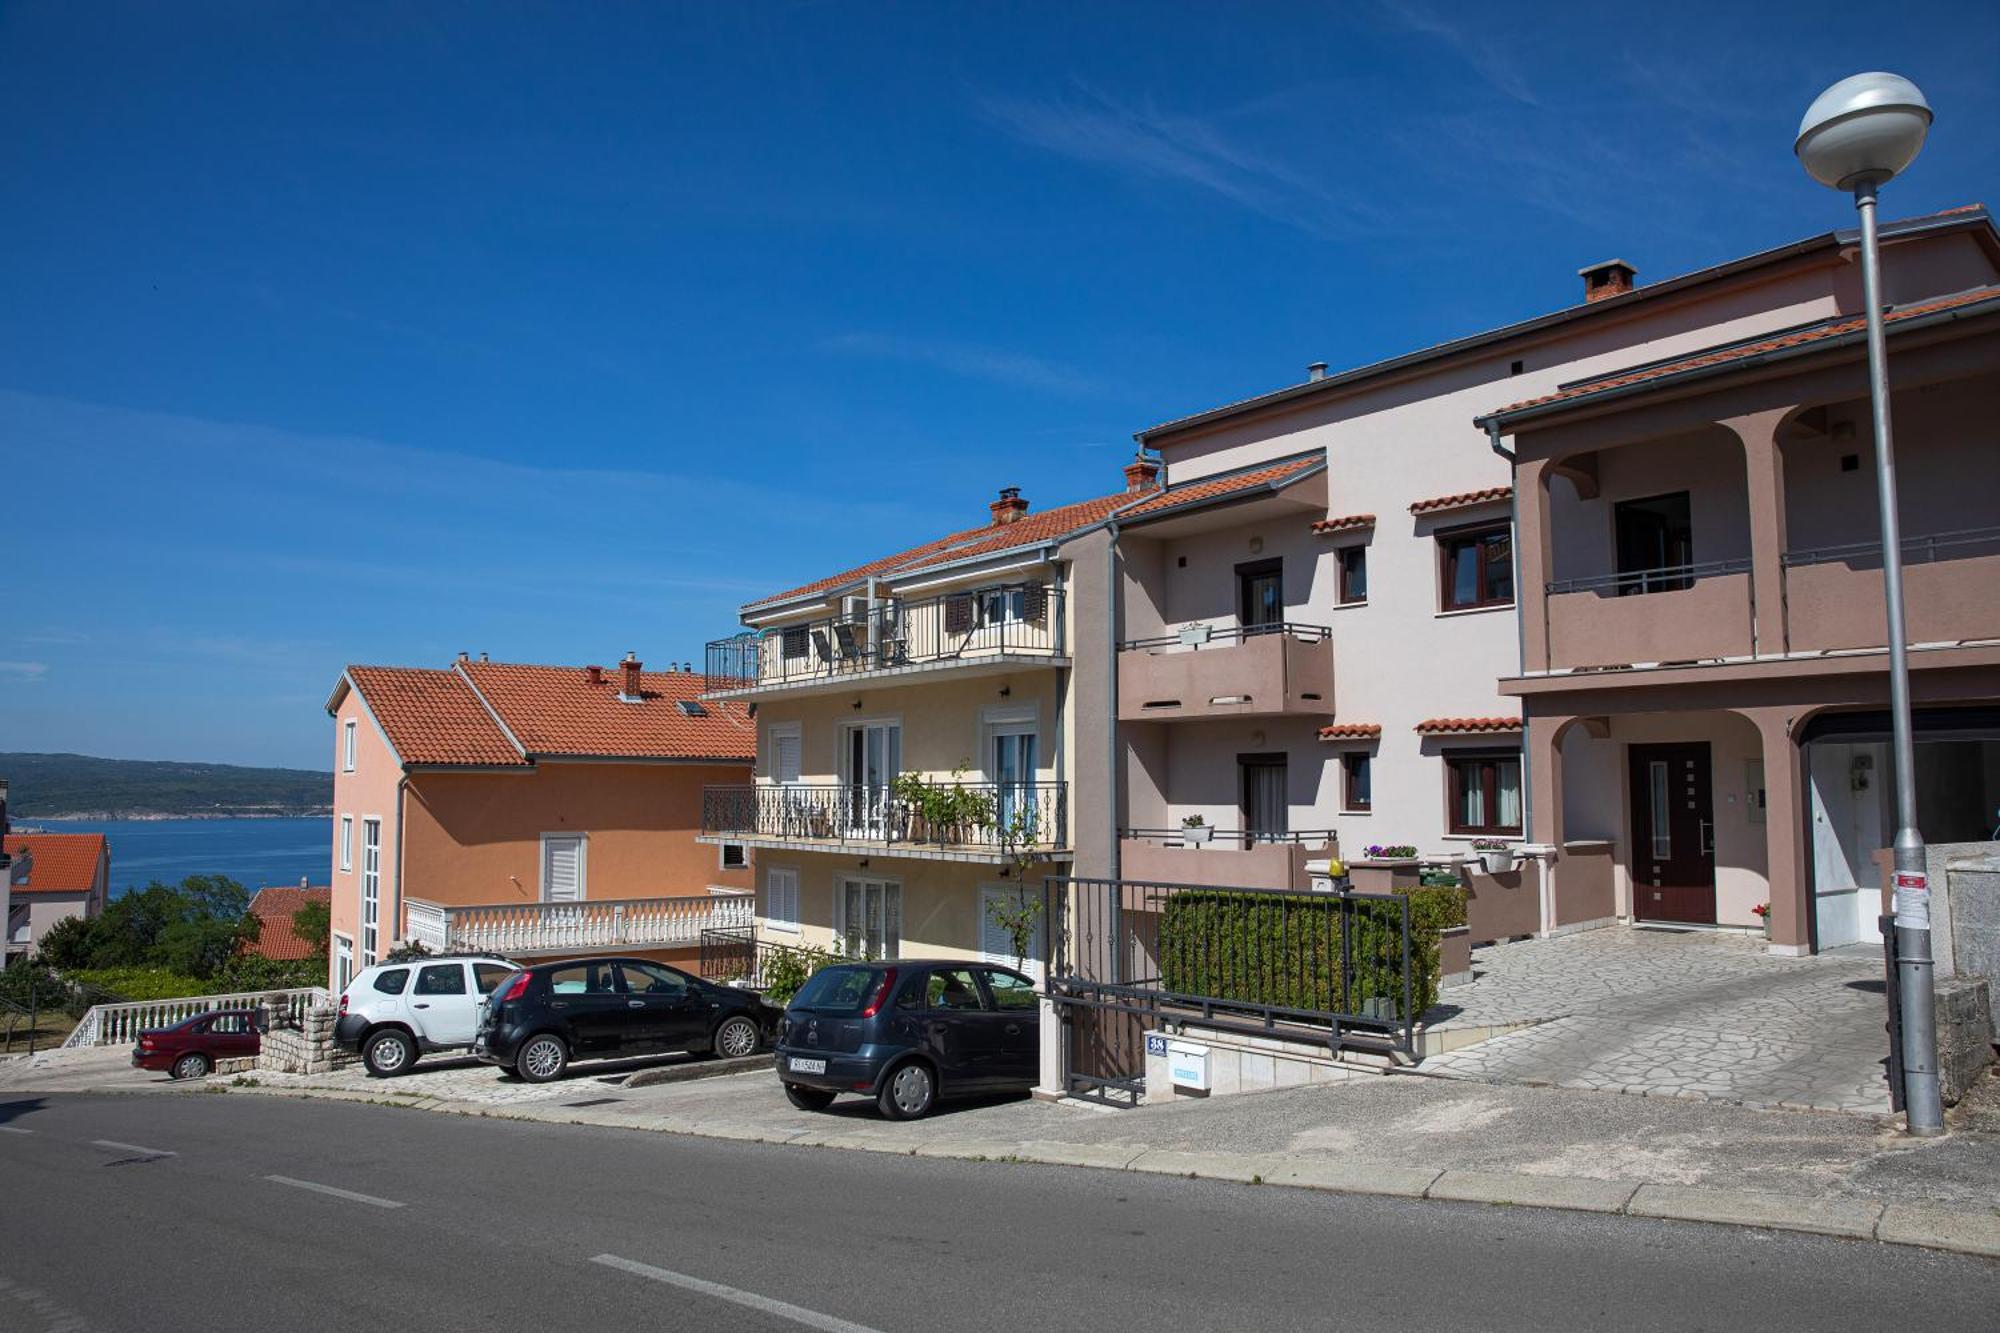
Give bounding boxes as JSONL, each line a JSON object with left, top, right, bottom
{"left": 1893, "top": 869, "right": 1930, "bottom": 930}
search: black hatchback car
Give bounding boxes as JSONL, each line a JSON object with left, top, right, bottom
{"left": 775, "top": 960, "right": 1039, "bottom": 1119}
{"left": 475, "top": 956, "right": 777, "bottom": 1083}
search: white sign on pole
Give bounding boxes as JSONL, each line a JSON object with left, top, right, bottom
{"left": 1893, "top": 869, "right": 1929, "bottom": 930}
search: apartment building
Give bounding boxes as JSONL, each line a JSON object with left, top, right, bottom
{"left": 326, "top": 655, "right": 754, "bottom": 990}
{"left": 1, "top": 831, "right": 109, "bottom": 958}
{"left": 1477, "top": 206, "right": 2000, "bottom": 955}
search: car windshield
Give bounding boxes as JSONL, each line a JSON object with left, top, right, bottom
{"left": 788, "top": 965, "right": 883, "bottom": 1015}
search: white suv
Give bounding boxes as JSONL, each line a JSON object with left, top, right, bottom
{"left": 335, "top": 954, "right": 519, "bottom": 1076}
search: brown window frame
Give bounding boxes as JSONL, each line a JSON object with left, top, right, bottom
{"left": 1336, "top": 545, "right": 1368, "bottom": 605}
{"left": 1445, "top": 748, "right": 1523, "bottom": 836}
{"left": 1437, "top": 522, "right": 1514, "bottom": 613}
{"left": 1340, "top": 752, "right": 1372, "bottom": 812}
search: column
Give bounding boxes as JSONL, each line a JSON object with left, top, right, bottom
{"left": 1724, "top": 409, "right": 1793, "bottom": 658}
{"left": 1746, "top": 706, "right": 1812, "bottom": 954}
{"left": 1515, "top": 456, "right": 1555, "bottom": 672}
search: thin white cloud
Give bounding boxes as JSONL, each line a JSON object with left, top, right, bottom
{"left": 0, "top": 661, "right": 49, "bottom": 683}
{"left": 821, "top": 331, "right": 1107, "bottom": 398}
{"left": 976, "top": 83, "right": 1390, "bottom": 240}
{"left": 1376, "top": 1, "right": 1541, "bottom": 107}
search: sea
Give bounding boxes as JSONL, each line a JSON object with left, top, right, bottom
{"left": 23, "top": 817, "right": 334, "bottom": 898}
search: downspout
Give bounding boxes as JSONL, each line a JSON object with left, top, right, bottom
{"left": 1106, "top": 519, "right": 1124, "bottom": 882}
{"left": 393, "top": 774, "right": 410, "bottom": 951}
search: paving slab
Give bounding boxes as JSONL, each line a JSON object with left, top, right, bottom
{"left": 1875, "top": 1205, "right": 2000, "bottom": 1259}
{"left": 1627, "top": 1184, "right": 1884, "bottom": 1239}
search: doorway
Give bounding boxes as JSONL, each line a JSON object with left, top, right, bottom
{"left": 842, "top": 721, "right": 900, "bottom": 837}
{"left": 1236, "top": 558, "right": 1283, "bottom": 635}
{"left": 1613, "top": 491, "right": 1694, "bottom": 594}
{"left": 837, "top": 877, "right": 902, "bottom": 959}
{"left": 1239, "top": 753, "right": 1289, "bottom": 845}
{"left": 1628, "top": 742, "right": 1715, "bottom": 923}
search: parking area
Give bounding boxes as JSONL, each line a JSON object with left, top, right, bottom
{"left": 1419, "top": 926, "right": 1892, "bottom": 1114}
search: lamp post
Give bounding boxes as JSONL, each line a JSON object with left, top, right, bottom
{"left": 1795, "top": 71, "right": 1942, "bottom": 1137}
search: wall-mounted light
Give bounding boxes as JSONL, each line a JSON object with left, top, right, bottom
{"left": 1248, "top": 536, "right": 1265, "bottom": 554}
{"left": 1250, "top": 729, "right": 1266, "bottom": 747}
{"left": 853, "top": 698, "right": 863, "bottom": 709}
{"left": 999, "top": 685, "right": 1012, "bottom": 698}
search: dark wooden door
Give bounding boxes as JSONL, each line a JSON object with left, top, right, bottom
{"left": 1628, "top": 742, "right": 1716, "bottom": 923}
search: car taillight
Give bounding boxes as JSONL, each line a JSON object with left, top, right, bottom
{"left": 338, "top": 993, "right": 349, "bottom": 1016}
{"left": 140, "top": 1037, "right": 154, "bottom": 1049}
{"left": 497, "top": 971, "right": 532, "bottom": 1004}
{"left": 859, "top": 967, "right": 898, "bottom": 1019}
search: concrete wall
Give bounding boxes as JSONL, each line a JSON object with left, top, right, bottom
{"left": 330, "top": 685, "right": 409, "bottom": 982}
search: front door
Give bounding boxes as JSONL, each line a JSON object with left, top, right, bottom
{"left": 1629, "top": 743, "right": 1716, "bottom": 923}
{"left": 844, "top": 722, "right": 899, "bottom": 837}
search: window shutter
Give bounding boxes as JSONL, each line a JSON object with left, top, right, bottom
{"left": 544, "top": 836, "right": 584, "bottom": 902}
{"left": 781, "top": 627, "right": 809, "bottom": 660}
{"left": 1022, "top": 584, "right": 1047, "bottom": 622}
{"left": 945, "top": 594, "right": 974, "bottom": 634}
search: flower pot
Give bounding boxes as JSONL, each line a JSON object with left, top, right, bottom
{"left": 1479, "top": 849, "right": 1517, "bottom": 875}
{"left": 1180, "top": 825, "right": 1213, "bottom": 846}
{"left": 1761, "top": 917, "right": 1772, "bottom": 940}
{"left": 1177, "top": 624, "right": 1212, "bottom": 648}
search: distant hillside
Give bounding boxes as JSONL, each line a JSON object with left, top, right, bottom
{"left": 0, "top": 752, "right": 332, "bottom": 819}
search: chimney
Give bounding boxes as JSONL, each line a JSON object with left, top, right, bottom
{"left": 1307, "top": 361, "right": 1329, "bottom": 381}
{"left": 1123, "top": 455, "right": 1161, "bottom": 494}
{"left": 299, "top": 876, "right": 309, "bottom": 889}
{"left": 989, "top": 487, "right": 1029, "bottom": 526}
{"left": 477, "top": 651, "right": 490, "bottom": 663}
{"left": 1579, "top": 259, "right": 1636, "bottom": 303}
{"left": 456, "top": 651, "right": 469, "bottom": 662}
{"left": 585, "top": 664, "right": 604, "bottom": 686}
{"left": 619, "top": 652, "right": 643, "bottom": 702}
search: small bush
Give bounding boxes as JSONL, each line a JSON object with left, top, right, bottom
{"left": 67, "top": 966, "right": 210, "bottom": 1001}
{"left": 761, "top": 942, "right": 837, "bottom": 1005}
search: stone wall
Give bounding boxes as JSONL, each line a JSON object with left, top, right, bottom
{"left": 1944, "top": 851, "right": 2000, "bottom": 1026}
{"left": 258, "top": 1006, "right": 359, "bottom": 1075}
{"left": 1938, "top": 974, "right": 1995, "bottom": 1107}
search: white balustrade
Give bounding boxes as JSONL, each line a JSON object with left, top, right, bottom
{"left": 63, "top": 987, "right": 330, "bottom": 1048}
{"left": 410, "top": 893, "right": 752, "bottom": 958}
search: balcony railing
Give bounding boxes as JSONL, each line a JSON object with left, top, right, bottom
{"left": 1782, "top": 525, "right": 2000, "bottom": 653}
{"left": 402, "top": 894, "right": 752, "bottom": 958}
{"left": 1541, "top": 559, "right": 1755, "bottom": 670}
{"left": 1545, "top": 556, "right": 1752, "bottom": 597}
{"left": 1119, "top": 622, "right": 1330, "bottom": 652}
{"left": 1117, "top": 621, "right": 1334, "bottom": 721}
{"left": 705, "top": 583, "right": 1066, "bottom": 693}
{"left": 1120, "top": 827, "right": 1339, "bottom": 847}
{"left": 703, "top": 781, "right": 1068, "bottom": 853}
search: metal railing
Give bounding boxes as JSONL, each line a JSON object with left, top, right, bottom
{"left": 1782, "top": 523, "right": 2000, "bottom": 569}
{"left": 1119, "top": 621, "right": 1331, "bottom": 652}
{"left": 402, "top": 894, "right": 753, "bottom": 958}
{"left": 703, "top": 780, "right": 1068, "bottom": 851}
{"left": 705, "top": 583, "right": 1066, "bottom": 692}
{"left": 1120, "top": 827, "right": 1338, "bottom": 848}
{"left": 62, "top": 987, "right": 330, "bottom": 1049}
{"left": 1546, "top": 556, "right": 1753, "bottom": 597}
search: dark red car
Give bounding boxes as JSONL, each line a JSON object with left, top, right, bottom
{"left": 132, "top": 1009, "right": 263, "bottom": 1080}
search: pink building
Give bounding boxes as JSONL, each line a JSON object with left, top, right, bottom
{"left": 3, "top": 832, "right": 110, "bottom": 957}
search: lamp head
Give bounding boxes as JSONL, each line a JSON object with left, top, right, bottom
{"left": 1796, "top": 72, "right": 1932, "bottom": 191}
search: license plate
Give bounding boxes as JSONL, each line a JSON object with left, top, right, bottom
{"left": 788, "top": 1057, "right": 826, "bottom": 1075}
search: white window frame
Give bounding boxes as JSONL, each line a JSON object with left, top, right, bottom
{"left": 718, "top": 841, "right": 748, "bottom": 871}
{"left": 833, "top": 874, "right": 902, "bottom": 960}
{"left": 539, "top": 832, "right": 588, "bottom": 903}
{"left": 764, "top": 864, "right": 800, "bottom": 935}
{"left": 360, "top": 817, "right": 382, "bottom": 967}
{"left": 339, "top": 815, "right": 354, "bottom": 872}
{"left": 342, "top": 719, "right": 357, "bottom": 773}
{"left": 334, "top": 933, "right": 355, "bottom": 991}
{"left": 766, "top": 721, "right": 802, "bottom": 784}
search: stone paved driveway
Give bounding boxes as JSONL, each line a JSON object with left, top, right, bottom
{"left": 1419, "top": 928, "right": 1893, "bottom": 1115}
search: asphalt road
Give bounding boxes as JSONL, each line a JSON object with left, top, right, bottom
{"left": 0, "top": 1093, "right": 1993, "bottom": 1332}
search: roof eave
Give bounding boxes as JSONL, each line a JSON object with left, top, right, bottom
{"left": 1117, "top": 457, "right": 1328, "bottom": 528}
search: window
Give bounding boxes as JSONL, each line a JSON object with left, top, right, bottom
{"left": 925, "top": 968, "right": 985, "bottom": 1011}
{"left": 1342, "top": 753, "right": 1373, "bottom": 812}
{"left": 1237, "top": 558, "right": 1283, "bottom": 633}
{"left": 547, "top": 962, "right": 619, "bottom": 995}
{"left": 983, "top": 969, "right": 1036, "bottom": 1010}
{"left": 837, "top": 877, "right": 901, "bottom": 959}
{"left": 979, "top": 585, "right": 1026, "bottom": 625}
{"left": 335, "top": 935, "right": 354, "bottom": 991}
{"left": 338, "top": 815, "right": 354, "bottom": 873}
{"left": 764, "top": 866, "right": 800, "bottom": 933}
{"left": 1439, "top": 524, "right": 1514, "bottom": 612}
{"left": 1613, "top": 491, "right": 1695, "bottom": 594}
{"left": 618, "top": 962, "right": 689, "bottom": 997}
{"left": 541, "top": 834, "right": 585, "bottom": 903}
{"left": 371, "top": 967, "right": 410, "bottom": 995}
{"left": 781, "top": 626, "right": 809, "bottom": 661}
{"left": 473, "top": 963, "right": 515, "bottom": 995}
{"left": 1239, "top": 754, "right": 1288, "bottom": 844}
{"left": 1447, "top": 750, "right": 1523, "bottom": 835}
{"left": 342, "top": 719, "right": 357, "bottom": 772}
{"left": 416, "top": 964, "right": 467, "bottom": 996}
{"left": 1337, "top": 546, "right": 1368, "bottom": 605}
{"left": 360, "top": 818, "right": 382, "bottom": 966}
{"left": 719, "top": 842, "right": 748, "bottom": 871}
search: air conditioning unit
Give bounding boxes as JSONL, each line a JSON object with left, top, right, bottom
{"left": 841, "top": 595, "right": 871, "bottom": 624}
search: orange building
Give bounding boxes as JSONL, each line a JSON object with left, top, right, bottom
{"left": 323, "top": 655, "right": 755, "bottom": 990}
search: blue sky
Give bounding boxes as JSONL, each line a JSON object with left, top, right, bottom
{"left": 3, "top": 2, "right": 1995, "bottom": 769}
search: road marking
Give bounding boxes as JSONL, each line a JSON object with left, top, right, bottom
{"left": 591, "top": 1254, "right": 884, "bottom": 1333}
{"left": 264, "top": 1175, "right": 406, "bottom": 1209}
{"left": 91, "top": 1139, "right": 175, "bottom": 1157}
{"left": 0, "top": 1126, "right": 31, "bottom": 1135}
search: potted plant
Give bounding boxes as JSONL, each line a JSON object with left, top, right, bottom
{"left": 1361, "top": 843, "right": 1418, "bottom": 862}
{"left": 1472, "top": 838, "right": 1517, "bottom": 874}
{"left": 1752, "top": 902, "right": 1771, "bottom": 939}
{"left": 1180, "top": 814, "right": 1212, "bottom": 846}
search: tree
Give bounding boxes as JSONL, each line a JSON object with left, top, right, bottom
{"left": 59, "top": 875, "right": 257, "bottom": 979}
{"left": 33, "top": 915, "right": 99, "bottom": 971}
{"left": 291, "top": 899, "right": 331, "bottom": 955}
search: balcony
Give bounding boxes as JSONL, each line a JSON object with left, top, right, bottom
{"left": 704, "top": 584, "right": 1066, "bottom": 700}
{"left": 1119, "top": 828, "right": 1337, "bottom": 892}
{"left": 1783, "top": 526, "right": 2000, "bottom": 653}
{"left": 1541, "top": 561, "right": 1755, "bottom": 671}
{"left": 402, "top": 893, "right": 752, "bottom": 959}
{"left": 1117, "top": 623, "right": 1333, "bottom": 722}
{"left": 700, "top": 780, "right": 1070, "bottom": 864}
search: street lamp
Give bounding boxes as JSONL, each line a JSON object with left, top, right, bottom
{"left": 1795, "top": 72, "right": 1941, "bottom": 1137}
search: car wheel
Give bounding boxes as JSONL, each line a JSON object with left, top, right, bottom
{"left": 713, "top": 1015, "right": 760, "bottom": 1059}
{"left": 170, "top": 1052, "right": 210, "bottom": 1081}
{"left": 879, "top": 1060, "right": 936, "bottom": 1120}
{"left": 363, "top": 1028, "right": 417, "bottom": 1078}
{"left": 785, "top": 1083, "right": 836, "bottom": 1111}
{"left": 516, "top": 1033, "right": 569, "bottom": 1084}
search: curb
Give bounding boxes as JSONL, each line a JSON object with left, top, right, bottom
{"left": 27, "top": 1076, "right": 2000, "bottom": 1261}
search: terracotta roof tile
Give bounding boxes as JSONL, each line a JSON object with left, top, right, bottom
{"left": 1311, "top": 513, "right": 1375, "bottom": 534}
{"left": 346, "top": 666, "right": 526, "bottom": 768}
{"left": 2, "top": 834, "right": 106, "bottom": 894}
{"left": 1409, "top": 485, "right": 1512, "bottom": 515}
{"left": 1117, "top": 455, "right": 1321, "bottom": 519}
{"left": 458, "top": 661, "right": 755, "bottom": 762}
{"left": 1318, "top": 723, "right": 1382, "bottom": 740}
{"left": 1486, "top": 285, "right": 2000, "bottom": 419}
{"left": 1414, "top": 716, "right": 1522, "bottom": 735}
{"left": 246, "top": 885, "right": 332, "bottom": 962}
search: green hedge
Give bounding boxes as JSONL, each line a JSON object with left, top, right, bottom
{"left": 1157, "top": 886, "right": 1467, "bottom": 1022}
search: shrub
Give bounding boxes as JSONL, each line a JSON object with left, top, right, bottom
{"left": 760, "top": 942, "right": 838, "bottom": 1005}
{"left": 67, "top": 966, "right": 210, "bottom": 1002}
{"left": 1157, "top": 884, "right": 1468, "bottom": 1023}
{"left": 33, "top": 915, "right": 99, "bottom": 971}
